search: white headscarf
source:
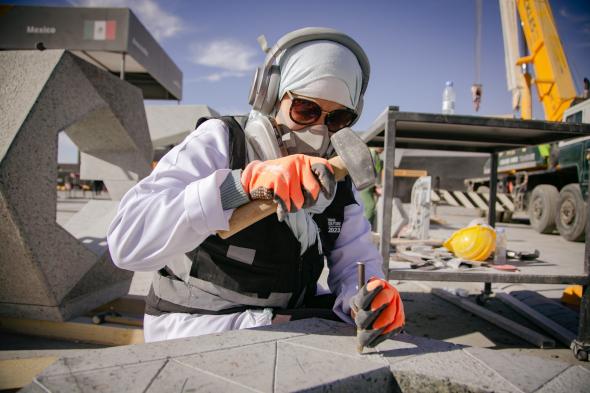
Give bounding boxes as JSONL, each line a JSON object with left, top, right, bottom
{"left": 277, "top": 40, "right": 363, "bottom": 110}
{"left": 246, "top": 39, "right": 364, "bottom": 254}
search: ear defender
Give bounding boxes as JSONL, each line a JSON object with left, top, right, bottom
{"left": 248, "top": 27, "right": 371, "bottom": 119}
{"left": 351, "top": 96, "right": 364, "bottom": 126}
{"left": 259, "top": 65, "right": 281, "bottom": 115}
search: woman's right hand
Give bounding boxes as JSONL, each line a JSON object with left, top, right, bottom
{"left": 241, "top": 154, "right": 336, "bottom": 221}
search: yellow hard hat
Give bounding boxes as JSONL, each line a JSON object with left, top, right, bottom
{"left": 443, "top": 225, "right": 496, "bottom": 261}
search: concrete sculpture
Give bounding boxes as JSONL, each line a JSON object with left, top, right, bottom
{"left": 0, "top": 50, "right": 152, "bottom": 321}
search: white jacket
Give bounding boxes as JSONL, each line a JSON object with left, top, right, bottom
{"left": 107, "top": 119, "right": 383, "bottom": 342}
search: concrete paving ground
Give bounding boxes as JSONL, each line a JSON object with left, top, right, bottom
{"left": 1, "top": 198, "right": 588, "bottom": 383}
{"left": 391, "top": 205, "right": 587, "bottom": 367}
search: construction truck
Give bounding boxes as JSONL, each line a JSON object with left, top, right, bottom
{"left": 465, "top": 0, "right": 588, "bottom": 242}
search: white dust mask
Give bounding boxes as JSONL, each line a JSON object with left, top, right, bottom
{"left": 280, "top": 123, "right": 331, "bottom": 157}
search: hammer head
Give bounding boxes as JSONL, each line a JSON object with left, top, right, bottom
{"left": 330, "top": 127, "right": 376, "bottom": 190}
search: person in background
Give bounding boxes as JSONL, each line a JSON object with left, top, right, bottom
{"left": 107, "top": 28, "right": 404, "bottom": 348}
{"left": 359, "top": 147, "right": 383, "bottom": 230}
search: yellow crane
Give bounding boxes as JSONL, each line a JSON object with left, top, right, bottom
{"left": 500, "top": 0, "right": 579, "bottom": 121}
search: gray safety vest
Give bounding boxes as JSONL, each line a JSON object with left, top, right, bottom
{"left": 145, "top": 117, "right": 357, "bottom": 316}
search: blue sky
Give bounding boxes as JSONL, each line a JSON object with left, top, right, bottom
{"left": 7, "top": 0, "right": 590, "bottom": 161}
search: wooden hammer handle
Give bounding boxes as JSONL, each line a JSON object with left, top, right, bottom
{"left": 217, "top": 156, "right": 347, "bottom": 239}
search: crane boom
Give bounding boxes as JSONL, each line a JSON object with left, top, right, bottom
{"left": 515, "top": 0, "right": 577, "bottom": 121}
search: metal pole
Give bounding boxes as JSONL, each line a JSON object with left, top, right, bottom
{"left": 573, "top": 179, "right": 590, "bottom": 360}
{"left": 120, "top": 53, "right": 126, "bottom": 80}
{"left": 488, "top": 151, "right": 498, "bottom": 227}
{"left": 379, "top": 107, "right": 398, "bottom": 281}
{"left": 482, "top": 151, "right": 499, "bottom": 300}
{"left": 433, "top": 288, "right": 555, "bottom": 348}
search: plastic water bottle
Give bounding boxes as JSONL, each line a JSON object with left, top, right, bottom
{"left": 442, "top": 81, "right": 456, "bottom": 115}
{"left": 494, "top": 228, "right": 507, "bottom": 265}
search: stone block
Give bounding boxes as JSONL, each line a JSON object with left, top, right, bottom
{"left": 145, "top": 104, "right": 219, "bottom": 149}
{"left": 387, "top": 346, "right": 522, "bottom": 392}
{"left": 374, "top": 333, "right": 464, "bottom": 365}
{"left": 36, "top": 320, "right": 326, "bottom": 377}
{"left": 175, "top": 342, "right": 277, "bottom": 391}
{"left": 33, "top": 359, "right": 168, "bottom": 393}
{"left": 464, "top": 347, "right": 569, "bottom": 392}
{"left": 22, "top": 319, "right": 580, "bottom": 393}
{"left": 62, "top": 200, "right": 119, "bottom": 256}
{"left": 0, "top": 50, "right": 151, "bottom": 320}
{"left": 534, "top": 365, "right": 590, "bottom": 393}
{"left": 274, "top": 340, "right": 392, "bottom": 392}
{"left": 147, "top": 359, "right": 254, "bottom": 393}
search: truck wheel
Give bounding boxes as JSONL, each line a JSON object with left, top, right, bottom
{"left": 556, "top": 184, "right": 586, "bottom": 242}
{"left": 529, "top": 185, "right": 559, "bottom": 234}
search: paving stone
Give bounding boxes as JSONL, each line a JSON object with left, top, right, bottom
{"left": 17, "top": 383, "right": 48, "bottom": 393}
{"left": 21, "top": 319, "right": 582, "bottom": 393}
{"left": 376, "top": 333, "right": 465, "bottom": 364}
{"left": 146, "top": 359, "right": 255, "bottom": 393}
{"left": 535, "top": 365, "right": 590, "bottom": 393}
{"left": 174, "top": 341, "right": 277, "bottom": 391}
{"left": 274, "top": 341, "right": 392, "bottom": 392}
{"left": 32, "top": 359, "right": 167, "bottom": 393}
{"left": 254, "top": 316, "right": 351, "bottom": 335}
{"left": 37, "top": 319, "right": 330, "bottom": 376}
{"left": 464, "top": 346, "right": 570, "bottom": 392}
{"left": 389, "top": 345, "right": 522, "bottom": 393}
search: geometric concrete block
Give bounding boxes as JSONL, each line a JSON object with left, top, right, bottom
{"left": 389, "top": 347, "right": 523, "bottom": 392}
{"left": 464, "top": 347, "right": 570, "bottom": 392}
{"left": 174, "top": 342, "right": 279, "bottom": 392}
{"left": 23, "top": 318, "right": 587, "bottom": 392}
{"left": 62, "top": 200, "right": 120, "bottom": 256}
{"left": 0, "top": 50, "right": 152, "bottom": 321}
{"left": 147, "top": 359, "right": 254, "bottom": 393}
{"left": 534, "top": 365, "right": 590, "bottom": 393}
{"left": 145, "top": 104, "right": 219, "bottom": 150}
{"left": 28, "top": 360, "right": 169, "bottom": 393}
{"left": 274, "top": 341, "right": 392, "bottom": 392}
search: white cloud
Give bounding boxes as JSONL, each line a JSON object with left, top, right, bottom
{"left": 558, "top": 7, "right": 590, "bottom": 23}
{"left": 72, "top": 0, "right": 184, "bottom": 41}
{"left": 190, "top": 39, "right": 259, "bottom": 81}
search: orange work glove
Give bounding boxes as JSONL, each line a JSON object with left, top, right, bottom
{"left": 350, "top": 277, "right": 405, "bottom": 348}
{"left": 241, "top": 154, "right": 335, "bottom": 221}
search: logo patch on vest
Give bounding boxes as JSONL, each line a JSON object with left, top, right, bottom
{"left": 327, "top": 218, "right": 342, "bottom": 233}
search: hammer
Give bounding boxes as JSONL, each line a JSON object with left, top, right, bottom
{"left": 217, "top": 127, "right": 376, "bottom": 239}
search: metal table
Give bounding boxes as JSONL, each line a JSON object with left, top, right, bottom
{"left": 362, "top": 106, "right": 590, "bottom": 359}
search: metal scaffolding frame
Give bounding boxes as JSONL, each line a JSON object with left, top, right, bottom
{"left": 362, "top": 106, "right": 590, "bottom": 359}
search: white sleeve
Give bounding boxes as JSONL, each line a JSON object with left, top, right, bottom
{"left": 107, "top": 119, "right": 235, "bottom": 272}
{"left": 327, "top": 188, "right": 385, "bottom": 324}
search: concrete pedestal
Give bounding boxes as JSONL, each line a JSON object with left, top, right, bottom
{"left": 21, "top": 318, "right": 590, "bottom": 392}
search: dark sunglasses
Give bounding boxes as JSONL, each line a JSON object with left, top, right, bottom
{"left": 287, "top": 91, "right": 357, "bottom": 133}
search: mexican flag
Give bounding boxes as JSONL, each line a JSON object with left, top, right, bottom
{"left": 84, "top": 20, "right": 116, "bottom": 40}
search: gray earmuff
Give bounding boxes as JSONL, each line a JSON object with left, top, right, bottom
{"left": 248, "top": 27, "right": 371, "bottom": 118}
{"left": 351, "top": 96, "right": 364, "bottom": 126}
